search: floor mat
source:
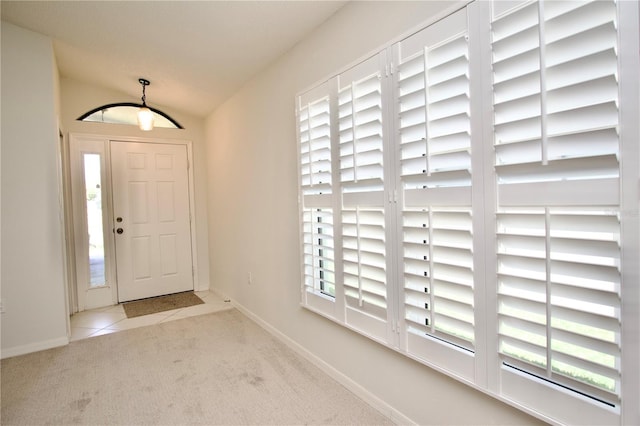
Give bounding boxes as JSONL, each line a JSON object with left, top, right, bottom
{"left": 122, "top": 291, "right": 204, "bottom": 318}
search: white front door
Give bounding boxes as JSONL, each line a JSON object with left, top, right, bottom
{"left": 110, "top": 141, "right": 194, "bottom": 302}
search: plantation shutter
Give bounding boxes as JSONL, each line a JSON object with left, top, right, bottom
{"left": 491, "top": 0, "right": 622, "bottom": 404}
{"left": 298, "top": 82, "right": 337, "bottom": 309}
{"left": 297, "top": 0, "right": 638, "bottom": 421}
{"left": 337, "top": 53, "right": 391, "bottom": 339}
{"left": 395, "top": 8, "right": 476, "bottom": 357}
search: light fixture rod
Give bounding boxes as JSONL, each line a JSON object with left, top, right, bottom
{"left": 139, "top": 78, "right": 150, "bottom": 105}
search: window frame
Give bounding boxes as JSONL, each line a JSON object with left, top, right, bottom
{"left": 295, "top": 1, "right": 640, "bottom": 424}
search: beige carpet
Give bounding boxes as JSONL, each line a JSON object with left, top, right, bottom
{"left": 122, "top": 291, "right": 204, "bottom": 318}
{"left": 1, "top": 309, "right": 392, "bottom": 425}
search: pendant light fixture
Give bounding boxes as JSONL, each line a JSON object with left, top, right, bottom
{"left": 137, "top": 78, "right": 154, "bottom": 131}
{"left": 77, "top": 78, "right": 183, "bottom": 130}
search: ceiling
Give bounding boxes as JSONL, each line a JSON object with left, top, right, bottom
{"left": 1, "top": 1, "right": 347, "bottom": 118}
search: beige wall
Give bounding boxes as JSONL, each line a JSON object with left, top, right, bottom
{"left": 205, "top": 2, "right": 541, "bottom": 424}
{"left": 0, "top": 23, "right": 211, "bottom": 357}
{"left": 59, "top": 78, "right": 211, "bottom": 293}
{"left": 1, "top": 22, "right": 68, "bottom": 357}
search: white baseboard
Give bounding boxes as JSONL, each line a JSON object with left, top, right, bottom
{"left": 231, "top": 300, "right": 416, "bottom": 426}
{"left": 1, "top": 336, "right": 69, "bottom": 359}
{"left": 207, "top": 287, "right": 228, "bottom": 300}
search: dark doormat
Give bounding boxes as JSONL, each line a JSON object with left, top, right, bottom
{"left": 123, "top": 291, "right": 204, "bottom": 318}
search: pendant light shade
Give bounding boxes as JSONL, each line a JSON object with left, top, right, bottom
{"left": 137, "top": 106, "right": 154, "bottom": 131}
{"left": 137, "top": 78, "right": 154, "bottom": 131}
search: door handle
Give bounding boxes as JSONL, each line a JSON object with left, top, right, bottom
{"left": 116, "top": 228, "right": 124, "bottom": 234}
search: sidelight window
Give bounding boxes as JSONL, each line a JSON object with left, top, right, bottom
{"left": 83, "top": 153, "right": 106, "bottom": 288}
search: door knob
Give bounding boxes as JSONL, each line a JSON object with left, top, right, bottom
{"left": 116, "top": 228, "right": 124, "bottom": 234}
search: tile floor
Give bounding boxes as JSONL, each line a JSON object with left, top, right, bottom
{"left": 70, "top": 291, "right": 232, "bottom": 342}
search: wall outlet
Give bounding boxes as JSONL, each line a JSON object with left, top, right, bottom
{"left": 247, "top": 272, "right": 252, "bottom": 285}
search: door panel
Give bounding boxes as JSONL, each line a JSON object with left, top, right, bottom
{"left": 111, "top": 141, "right": 193, "bottom": 302}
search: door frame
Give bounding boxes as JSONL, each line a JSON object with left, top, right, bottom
{"left": 67, "top": 133, "right": 199, "bottom": 311}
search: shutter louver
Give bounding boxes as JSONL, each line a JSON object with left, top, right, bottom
{"left": 492, "top": 0, "right": 622, "bottom": 404}
{"left": 338, "top": 54, "right": 388, "bottom": 324}
{"left": 403, "top": 207, "right": 474, "bottom": 349}
{"left": 497, "top": 207, "right": 621, "bottom": 401}
{"left": 399, "top": 32, "right": 471, "bottom": 192}
{"left": 339, "top": 66, "right": 384, "bottom": 196}
{"left": 492, "top": 0, "right": 619, "bottom": 196}
{"left": 342, "top": 207, "right": 387, "bottom": 320}
{"left": 396, "top": 8, "right": 475, "bottom": 352}
{"left": 298, "top": 85, "right": 336, "bottom": 301}
{"left": 492, "top": 1, "right": 542, "bottom": 168}
{"left": 299, "top": 95, "right": 332, "bottom": 196}
{"left": 302, "top": 208, "right": 336, "bottom": 297}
